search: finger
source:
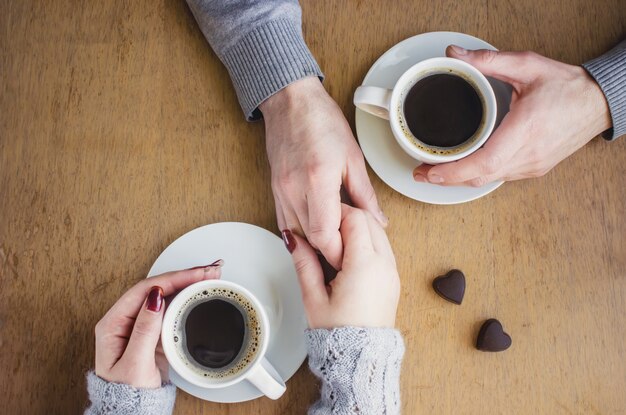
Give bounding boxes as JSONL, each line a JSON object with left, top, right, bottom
{"left": 344, "top": 156, "right": 388, "bottom": 226}
{"left": 305, "top": 187, "right": 343, "bottom": 269}
{"left": 413, "top": 164, "right": 433, "bottom": 183}
{"left": 105, "top": 262, "right": 224, "bottom": 325}
{"left": 446, "top": 45, "right": 541, "bottom": 84}
{"left": 282, "top": 230, "right": 329, "bottom": 312}
{"left": 283, "top": 203, "right": 305, "bottom": 239}
{"left": 273, "top": 193, "right": 287, "bottom": 232}
{"left": 425, "top": 110, "right": 528, "bottom": 186}
{"left": 123, "top": 286, "right": 165, "bottom": 367}
{"left": 362, "top": 210, "right": 395, "bottom": 260}
{"left": 340, "top": 204, "right": 375, "bottom": 259}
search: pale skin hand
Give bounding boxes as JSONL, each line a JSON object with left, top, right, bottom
{"left": 285, "top": 205, "right": 400, "bottom": 329}
{"left": 94, "top": 264, "right": 222, "bottom": 388}
{"left": 260, "top": 77, "right": 388, "bottom": 270}
{"left": 413, "top": 45, "right": 612, "bottom": 187}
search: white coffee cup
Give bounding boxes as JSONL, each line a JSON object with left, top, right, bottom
{"left": 161, "top": 279, "right": 286, "bottom": 400}
{"left": 354, "top": 57, "right": 497, "bottom": 165}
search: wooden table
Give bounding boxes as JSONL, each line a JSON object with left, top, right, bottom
{"left": 1, "top": 1, "right": 624, "bottom": 413}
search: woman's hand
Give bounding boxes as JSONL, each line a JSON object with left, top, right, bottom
{"left": 94, "top": 262, "right": 222, "bottom": 388}
{"left": 283, "top": 205, "right": 400, "bottom": 329}
{"left": 413, "top": 46, "right": 612, "bottom": 187}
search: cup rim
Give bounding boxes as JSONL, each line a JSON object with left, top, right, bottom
{"left": 389, "top": 57, "right": 497, "bottom": 164}
{"left": 161, "top": 279, "right": 270, "bottom": 389}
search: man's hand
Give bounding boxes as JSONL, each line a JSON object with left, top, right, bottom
{"left": 413, "top": 46, "right": 612, "bottom": 187}
{"left": 260, "top": 77, "right": 387, "bottom": 269}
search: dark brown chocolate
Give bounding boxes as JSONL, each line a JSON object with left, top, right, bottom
{"left": 432, "top": 269, "right": 466, "bottom": 305}
{"left": 476, "top": 319, "right": 512, "bottom": 352}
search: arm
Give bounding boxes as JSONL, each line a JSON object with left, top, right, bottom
{"left": 85, "top": 265, "right": 223, "bottom": 414}
{"left": 185, "top": 0, "right": 323, "bottom": 120}
{"left": 283, "top": 205, "right": 404, "bottom": 415}
{"left": 583, "top": 39, "right": 626, "bottom": 140}
{"left": 187, "top": 0, "right": 386, "bottom": 270}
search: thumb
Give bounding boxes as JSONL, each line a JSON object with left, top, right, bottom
{"left": 446, "top": 45, "right": 540, "bottom": 85}
{"left": 123, "top": 286, "right": 165, "bottom": 365}
{"left": 344, "top": 157, "right": 388, "bottom": 227}
{"left": 282, "top": 230, "right": 328, "bottom": 313}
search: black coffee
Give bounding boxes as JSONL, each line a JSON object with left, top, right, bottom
{"left": 403, "top": 73, "right": 483, "bottom": 148}
{"left": 184, "top": 299, "right": 245, "bottom": 369}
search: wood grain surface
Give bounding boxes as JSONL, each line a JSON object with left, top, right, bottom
{"left": 1, "top": 1, "right": 625, "bottom": 414}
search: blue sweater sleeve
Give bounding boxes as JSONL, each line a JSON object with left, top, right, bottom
{"left": 186, "top": 0, "right": 323, "bottom": 120}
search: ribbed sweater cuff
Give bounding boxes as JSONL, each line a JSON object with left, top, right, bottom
{"left": 583, "top": 41, "right": 626, "bottom": 140}
{"left": 85, "top": 371, "right": 176, "bottom": 415}
{"left": 306, "top": 327, "right": 404, "bottom": 415}
{"left": 221, "top": 19, "right": 323, "bottom": 121}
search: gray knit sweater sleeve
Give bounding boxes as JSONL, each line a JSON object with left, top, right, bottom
{"left": 583, "top": 39, "right": 626, "bottom": 140}
{"left": 306, "top": 327, "right": 405, "bottom": 415}
{"left": 85, "top": 328, "right": 404, "bottom": 414}
{"left": 84, "top": 371, "right": 176, "bottom": 415}
{"left": 185, "top": 0, "right": 323, "bottom": 120}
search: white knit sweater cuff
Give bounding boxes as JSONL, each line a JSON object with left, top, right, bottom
{"left": 306, "top": 327, "right": 405, "bottom": 415}
{"left": 84, "top": 371, "right": 176, "bottom": 415}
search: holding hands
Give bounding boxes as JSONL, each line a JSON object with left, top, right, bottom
{"left": 261, "top": 77, "right": 388, "bottom": 270}
{"left": 284, "top": 204, "right": 400, "bottom": 329}
{"left": 414, "top": 45, "right": 612, "bottom": 187}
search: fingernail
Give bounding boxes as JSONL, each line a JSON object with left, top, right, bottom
{"left": 147, "top": 286, "right": 164, "bottom": 312}
{"left": 187, "top": 259, "right": 224, "bottom": 271}
{"left": 413, "top": 171, "right": 427, "bottom": 183}
{"left": 281, "top": 229, "right": 296, "bottom": 254}
{"left": 428, "top": 174, "right": 444, "bottom": 183}
{"left": 208, "top": 259, "right": 224, "bottom": 267}
{"left": 450, "top": 45, "right": 467, "bottom": 55}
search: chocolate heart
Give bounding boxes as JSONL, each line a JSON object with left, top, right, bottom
{"left": 476, "top": 319, "right": 512, "bottom": 352}
{"left": 432, "top": 269, "right": 465, "bottom": 304}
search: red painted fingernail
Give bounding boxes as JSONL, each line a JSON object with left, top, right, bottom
{"left": 209, "top": 259, "right": 224, "bottom": 267}
{"left": 146, "top": 286, "right": 164, "bottom": 312}
{"left": 187, "top": 259, "right": 224, "bottom": 270}
{"left": 281, "top": 229, "right": 296, "bottom": 254}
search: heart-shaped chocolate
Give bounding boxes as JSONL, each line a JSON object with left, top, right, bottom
{"left": 432, "top": 269, "right": 465, "bottom": 305}
{"left": 476, "top": 319, "right": 512, "bottom": 352}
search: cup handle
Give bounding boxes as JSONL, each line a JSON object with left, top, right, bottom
{"left": 246, "top": 358, "right": 286, "bottom": 400}
{"left": 353, "top": 86, "right": 393, "bottom": 120}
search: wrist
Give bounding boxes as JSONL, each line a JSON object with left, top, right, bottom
{"left": 579, "top": 67, "right": 612, "bottom": 136}
{"left": 259, "top": 76, "right": 325, "bottom": 120}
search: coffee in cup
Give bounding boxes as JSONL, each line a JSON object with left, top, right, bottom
{"left": 354, "top": 57, "right": 497, "bottom": 165}
{"left": 162, "top": 280, "right": 286, "bottom": 399}
{"left": 169, "top": 287, "right": 262, "bottom": 379}
{"left": 401, "top": 72, "right": 484, "bottom": 153}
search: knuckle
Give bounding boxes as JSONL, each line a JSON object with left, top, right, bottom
{"left": 469, "top": 176, "right": 488, "bottom": 187}
{"left": 306, "top": 158, "right": 326, "bottom": 182}
{"left": 308, "top": 228, "right": 334, "bottom": 249}
{"left": 480, "top": 49, "right": 499, "bottom": 64}
{"left": 132, "top": 319, "right": 154, "bottom": 338}
{"left": 275, "top": 172, "right": 294, "bottom": 189}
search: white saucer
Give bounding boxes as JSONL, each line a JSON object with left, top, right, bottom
{"left": 147, "top": 222, "right": 307, "bottom": 403}
{"left": 355, "top": 31, "right": 512, "bottom": 204}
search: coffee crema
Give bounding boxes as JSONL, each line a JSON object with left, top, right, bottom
{"left": 397, "top": 70, "right": 486, "bottom": 155}
{"left": 171, "top": 288, "right": 262, "bottom": 380}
